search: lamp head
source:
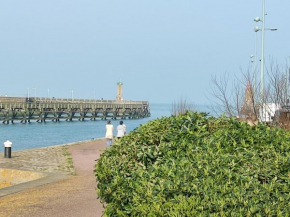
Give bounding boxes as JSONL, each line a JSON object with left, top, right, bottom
{"left": 254, "top": 27, "right": 260, "bottom": 32}
{"left": 254, "top": 17, "right": 261, "bottom": 22}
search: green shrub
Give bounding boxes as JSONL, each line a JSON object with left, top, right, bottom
{"left": 95, "top": 112, "right": 290, "bottom": 216}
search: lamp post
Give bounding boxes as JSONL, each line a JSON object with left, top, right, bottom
{"left": 250, "top": 54, "right": 256, "bottom": 91}
{"left": 250, "top": 31, "right": 258, "bottom": 92}
{"left": 254, "top": 0, "right": 277, "bottom": 121}
{"left": 287, "top": 56, "right": 290, "bottom": 105}
{"left": 27, "top": 87, "right": 30, "bottom": 100}
{"left": 32, "top": 87, "right": 36, "bottom": 98}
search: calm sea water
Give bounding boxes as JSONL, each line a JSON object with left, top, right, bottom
{"left": 0, "top": 103, "right": 211, "bottom": 151}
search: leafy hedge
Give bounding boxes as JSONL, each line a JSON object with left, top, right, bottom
{"left": 95, "top": 112, "right": 290, "bottom": 216}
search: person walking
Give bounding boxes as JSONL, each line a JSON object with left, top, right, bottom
{"left": 105, "top": 120, "right": 114, "bottom": 147}
{"left": 117, "top": 120, "right": 126, "bottom": 139}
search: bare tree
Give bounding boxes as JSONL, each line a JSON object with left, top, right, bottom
{"left": 208, "top": 60, "right": 290, "bottom": 128}
{"left": 171, "top": 98, "right": 195, "bottom": 116}
{"left": 208, "top": 73, "right": 236, "bottom": 117}
{"left": 208, "top": 72, "right": 251, "bottom": 118}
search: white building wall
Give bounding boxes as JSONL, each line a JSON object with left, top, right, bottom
{"left": 262, "top": 103, "right": 281, "bottom": 122}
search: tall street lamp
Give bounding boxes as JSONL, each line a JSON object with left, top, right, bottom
{"left": 254, "top": 0, "right": 277, "bottom": 121}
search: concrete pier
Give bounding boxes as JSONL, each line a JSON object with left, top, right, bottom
{"left": 0, "top": 97, "right": 150, "bottom": 124}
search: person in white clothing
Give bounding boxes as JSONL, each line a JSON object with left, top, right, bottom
{"left": 105, "top": 120, "right": 114, "bottom": 147}
{"left": 117, "top": 120, "right": 126, "bottom": 139}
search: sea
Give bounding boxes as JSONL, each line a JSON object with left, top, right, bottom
{"left": 0, "top": 103, "right": 211, "bottom": 151}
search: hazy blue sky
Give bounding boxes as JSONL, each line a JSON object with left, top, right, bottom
{"left": 0, "top": 1, "right": 289, "bottom": 104}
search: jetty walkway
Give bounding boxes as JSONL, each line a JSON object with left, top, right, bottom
{"left": 0, "top": 96, "right": 150, "bottom": 124}
{"left": 0, "top": 139, "right": 105, "bottom": 217}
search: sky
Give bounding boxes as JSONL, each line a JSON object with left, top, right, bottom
{"left": 0, "top": 1, "right": 289, "bottom": 104}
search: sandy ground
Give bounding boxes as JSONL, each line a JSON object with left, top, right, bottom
{"left": 0, "top": 139, "right": 106, "bottom": 217}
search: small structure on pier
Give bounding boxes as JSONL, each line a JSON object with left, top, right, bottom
{"left": 116, "top": 81, "right": 123, "bottom": 101}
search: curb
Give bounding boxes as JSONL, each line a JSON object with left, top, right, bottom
{"left": 0, "top": 170, "right": 70, "bottom": 197}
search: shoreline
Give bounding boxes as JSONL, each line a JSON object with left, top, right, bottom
{"left": 9, "top": 137, "right": 105, "bottom": 153}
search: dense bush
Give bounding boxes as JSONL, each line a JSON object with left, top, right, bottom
{"left": 95, "top": 112, "right": 290, "bottom": 216}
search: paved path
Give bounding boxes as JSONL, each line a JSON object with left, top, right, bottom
{"left": 0, "top": 139, "right": 106, "bottom": 217}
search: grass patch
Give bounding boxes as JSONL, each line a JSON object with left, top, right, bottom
{"left": 62, "top": 147, "right": 75, "bottom": 175}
